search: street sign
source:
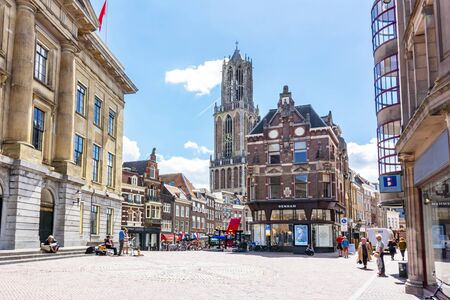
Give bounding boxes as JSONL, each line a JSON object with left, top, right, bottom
{"left": 341, "top": 224, "right": 348, "bottom": 232}
{"left": 265, "top": 224, "right": 271, "bottom": 236}
{"left": 379, "top": 174, "right": 403, "bottom": 193}
{"left": 340, "top": 218, "right": 348, "bottom": 225}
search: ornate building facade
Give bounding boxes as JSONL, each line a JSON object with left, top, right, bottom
{"left": 210, "top": 45, "right": 259, "bottom": 195}
{"left": 0, "top": 0, "right": 137, "bottom": 250}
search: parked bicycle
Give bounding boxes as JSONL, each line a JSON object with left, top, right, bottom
{"left": 424, "top": 277, "right": 450, "bottom": 300}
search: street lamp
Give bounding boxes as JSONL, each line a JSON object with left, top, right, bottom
{"left": 73, "top": 189, "right": 82, "bottom": 206}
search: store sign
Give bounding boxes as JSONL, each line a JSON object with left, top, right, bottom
{"left": 379, "top": 174, "right": 403, "bottom": 193}
{"left": 278, "top": 204, "right": 296, "bottom": 209}
{"left": 265, "top": 224, "right": 271, "bottom": 236}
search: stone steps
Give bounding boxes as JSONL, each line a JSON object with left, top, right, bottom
{"left": 0, "top": 246, "right": 87, "bottom": 265}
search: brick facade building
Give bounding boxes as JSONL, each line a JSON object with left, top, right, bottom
{"left": 247, "top": 86, "right": 349, "bottom": 253}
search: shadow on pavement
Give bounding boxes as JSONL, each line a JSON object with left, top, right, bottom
{"left": 226, "top": 251, "right": 347, "bottom": 259}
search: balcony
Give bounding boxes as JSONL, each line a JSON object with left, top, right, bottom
{"left": 146, "top": 195, "right": 160, "bottom": 202}
{"left": 210, "top": 155, "right": 246, "bottom": 167}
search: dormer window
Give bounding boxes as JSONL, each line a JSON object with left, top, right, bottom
{"left": 150, "top": 167, "right": 155, "bottom": 179}
{"left": 131, "top": 176, "right": 138, "bottom": 186}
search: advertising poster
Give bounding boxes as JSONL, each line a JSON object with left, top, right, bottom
{"left": 294, "top": 224, "right": 308, "bottom": 246}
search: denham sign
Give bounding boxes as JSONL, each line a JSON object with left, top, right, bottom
{"left": 278, "top": 204, "right": 297, "bottom": 209}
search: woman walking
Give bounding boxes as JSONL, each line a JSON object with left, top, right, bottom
{"left": 357, "top": 238, "right": 372, "bottom": 269}
{"left": 398, "top": 237, "right": 407, "bottom": 261}
{"left": 388, "top": 239, "right": 397, "bottom": 260}
{"left": 124, "top": 228, "right": 129, "bottom": 255}
{"left": 375, "top": 234, "right": 386, "bottom": 277}
{"left": 341, "top": 236, "right": 350, "bottom": 258}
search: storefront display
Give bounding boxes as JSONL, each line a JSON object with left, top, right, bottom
{"left": 294, "top": 224, "right": 308, "bottom": 246}
{"left": 422, "top": 174, "right": 449, "bottom": 294}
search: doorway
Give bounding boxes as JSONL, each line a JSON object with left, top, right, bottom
{"left": 39, "top": 189, "right": 54, "bottom": 243}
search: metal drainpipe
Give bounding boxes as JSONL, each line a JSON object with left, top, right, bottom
{"left": 90, "top": 189, "right": 95, "bottom": 242}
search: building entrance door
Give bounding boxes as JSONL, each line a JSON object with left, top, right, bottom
{"left": 39, "top": 189, "right": 54, "bottom": 243}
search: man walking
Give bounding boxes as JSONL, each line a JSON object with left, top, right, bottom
{"left": 375, "top": 234, "right": 386, "bottom": 277}
{"left": 118, "top": 227, "right": 125, "bottom": 256}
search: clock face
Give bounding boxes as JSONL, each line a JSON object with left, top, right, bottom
{"left": 268, "top": 129, "right": 279, "bottom": 139}
{"left": 295, "top": 127, "right": 305, "bottom": 136}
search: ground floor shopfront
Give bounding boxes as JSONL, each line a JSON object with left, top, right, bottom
{"left": 248, "top": 200, "right": 344, "bottom": 253}
{"left": 127, "top": 226, "right": 161, "bottom": 251}
{"left": 397, "top": 110, "right": 450, "bottom": 297}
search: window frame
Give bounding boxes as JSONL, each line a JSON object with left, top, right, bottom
{"left": 74, "top": 134, "right": 84, "bottom": 167}
{"left": 268, "top": 143, "right": 281, "bottom": 165}
{"left": 268, "top": 177, "right": 281, "bottom": 199}
{"left": 107, "top": 152, "right": 114, "bottom": 187}
{"left": 32, "top": 107, "right": 45, "bottom": 151}
{"left": 90, "top": 204, "right": 100, "bottom": 235}
{"left": 108, "top": 109, "right": 116, "bottom": 137}
{"left": 92, "top": 144, "right": 101, "bottom": 183}
{"left": 106, "top": 207, "right": 114, "bottom": 236}
{"left": 294, "top": 141, "right": 307, "bottom": 163}
{"left": 75, "top": 82, "right": 87, "bottom": 116}
{"left": 294, "top": 175, "right": 308, "bottom": 198}
{"left": 34, "top": 43, "right": 49, "bottom": 84}
{"left": 94, "top": 96, "right": 103, "bottom": 127}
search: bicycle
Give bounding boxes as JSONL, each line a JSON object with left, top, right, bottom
{"left": 424, "top": 277, "right": 450, "bottom": 300}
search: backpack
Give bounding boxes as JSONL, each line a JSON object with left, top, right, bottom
{"left": 85, "top": 246, "right": 95, "bottom": 254}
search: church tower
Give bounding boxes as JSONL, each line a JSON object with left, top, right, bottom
{"left": 210, "top": 44, "right": 259, "bottom": 195}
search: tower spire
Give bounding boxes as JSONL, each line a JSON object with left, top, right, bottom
{"left": 235, "top": 40, "right": 239, "bottom": 50}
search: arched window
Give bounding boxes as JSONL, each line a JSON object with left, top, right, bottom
{"left": 214, "top": 170, "right": 219, "bottom": 190}
{"left": 224, "top": 115, "right": 233, "bottom": 158}
{"left": 236, "top": 66, "right": 243, "bottom": 101}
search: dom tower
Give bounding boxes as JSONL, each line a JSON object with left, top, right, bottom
{"left": 210, "top": 44, "right": 259, "bottom": 195}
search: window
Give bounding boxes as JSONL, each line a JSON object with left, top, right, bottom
{"left": 151, "top": 206, "right": 160, "bottom": 219}
{"left": 163, "top": 203, "right": 171, "bottom": 213}
{"left": 94, "top": 97, "right": 102, "bottom": 127}
{"left": 296, "top": 209, "right": 307, "bottom": 220}
{"left": 371, "top": 0, "right": 396, "bottom": 51}
{"left": 74, "top": 134, "right": 84, "bottom": 166}
{"left": 79, "top": 202, "right": 84, "bottom": 234}
{"left": 32, "top": 107, "right": 45, "bottom": 151}
{"left": 269, "top": 177, "right": 281, "bottom": 199}
{"left": 162, "top": 220, "right": 172, "bottom": 232}
{"left": 224, "top": 115, "right": 233, "bottom": 158}
{"left": 107, "top": 152, "right": 114, "bottom": 187}
{"left": 294, "top": 175, "right": 308, "bottom": 198}
{"left": 149, "top": 167, "right": 155, "bottom": 179}
{"left": 192, "top": 215, "right": 196, "bottom": 229}
{"left": 311, "top": 209, "right": 331, "bottom": 221}
{"left": 34, "top": 43, "right": 48, "bottom": 83}
{"left": 176, "top": 205, "right": 179, "bottom": 217}
{"left": 181, "top": 206, "right": 185, "bottom": 217}
{"left": 377, "top": 120, "right": 401, "bottom": 175}
{"left": 175, "top": 220, "right": 179, "bottom": 232}
{"left": 268, "top": 144, "right": 280, "bottom": 164}
{"left": 108, "top": 109, "right": 116, "bottom": 136}
{"left": 185, "top": 207, "right": 189, "bottom": 217}
{"left": 90, "top": 205, "right": 99, "bottom": 235}
{"left": 131, "top": 176, "right": 138, "bottom": 186}
{"left": 312, "top": 224, "right": 333, "bottom": 247}
{"left": 106, "top": 208, "right": 113, "bottom": 235}
{"left": 294, "top": 142, "right": 307, "bottom": 163}
{"left": 76, "top": 83, "right": 86, "bottom": 115}
{"left": 92, "top": 144, "right": 101, "bottom": 182}
{"left": 374, "top": 54, "right": 399, "bottom": 112}
{"left": 253, "top": 210, "right": 266, "bottom": 221}
{"left": 271, "top": 210, "right": 281, "bottom": 220}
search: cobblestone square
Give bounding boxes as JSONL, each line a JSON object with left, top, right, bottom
{"left": 0, "top": 252, "right": 418, "bottom": 300}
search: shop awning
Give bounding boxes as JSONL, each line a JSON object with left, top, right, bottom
{"left": 161, "top": 234, "right": 175, "bottom": 241}
{"left": 227, "top": 218, "right": 241, "bottom": 233}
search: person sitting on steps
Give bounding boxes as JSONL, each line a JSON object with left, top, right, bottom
{"left": 104, "top": 235, "right": 117, "bottom": 256}
{"left": 40, "top": 235, "right": 59, "bottom": 253}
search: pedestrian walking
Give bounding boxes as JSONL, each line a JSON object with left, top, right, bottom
{"left": 357, "top": 238, "right": 372, "bottom": 269}
{"left": 341, "top": 236, "right": 350, "bottom": 258}
{"left": 118, "top": 227, "right": 125, "bottom": 256}
{"left": 336, "top": 234, "right": 344, "bottom": 257}
{"left": 388, "top": 239, "right": 397, "bottom": 260}
{"left": 398, "top": 237, "right": 407, "bottom": 261}
{"left": 124, "top": 228, "right": 129, "bottom": 255}
{"left": 375, "top": 234, "right": 386, "bottom": 277}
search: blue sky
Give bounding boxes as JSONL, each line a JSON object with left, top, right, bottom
{"left": 92, "top": 0, "right": 379, "bottom": 188}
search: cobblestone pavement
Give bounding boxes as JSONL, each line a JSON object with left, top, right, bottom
{"left": 0, "top": 251, "right": 419, "bottom": 300}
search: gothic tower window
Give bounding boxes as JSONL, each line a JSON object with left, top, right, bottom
{"left": 227, "top": 67, "right": 233, "bottom": 102}
{"left": 236, "top": 66, "right": 243, "bottom": 101}
{"left": 224, "top": 115, "right": 233, "bottom": 158}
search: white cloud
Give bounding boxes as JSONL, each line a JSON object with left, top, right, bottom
{"left": 347, "top": 138, "right": 379, "bottom": 182}
{"left": 123, "top": 136, "right": 141, "bottom": 162}
{"left": 158, "top": 156, "right": 210, "bottom": 190}
{"left": 184, "top": 141, "right": 213, "bottom": 155}
{"left": 165, "top": 59, "right": 223, "bottom": 96}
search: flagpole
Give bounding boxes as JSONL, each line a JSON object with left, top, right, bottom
{"left": 105, "top": 0, "right": 108, "bottom": 44}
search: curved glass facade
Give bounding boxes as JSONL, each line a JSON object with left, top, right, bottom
{"left": 371, "top": 0, "right": 396, "bottom": 51}
{"left": 374, "top": 54, "right": 399, "bottom": 112}
{"left": 377, "top": 120, "right": 401, "bottom": 175}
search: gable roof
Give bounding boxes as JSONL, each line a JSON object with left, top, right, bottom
{"left": 249, "top": 104, "right": 327, "bottom": 135}
{"left": 123, "top": 160, "right": 147, "bottom": 175}
{"left": 160, "top": 173, "right": 196, "bottom": 198}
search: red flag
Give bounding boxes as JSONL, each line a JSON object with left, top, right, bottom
{"left": 98, "top": 0, "right": 107, "bottom": 31}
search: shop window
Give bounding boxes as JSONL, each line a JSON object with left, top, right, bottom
{"left": 311, "top": 209, "right": 331, "bottom": 221}
{"left": 271, "top": 224, "right": 293, "bottom": 247}
{"left": 295, "top": 175, "right": 308, "bottom": 198}
{"left": 268, "top": 143, "right": 280, "bottom": 164}
{"left": 269, "top": 177, "right": 281, "bottom": 199}
{"left": 294, "top": 142, "right": 307, "bottom": 163}
{"left": 296, "top": 209, "right": 307, "bottom": 220}
{"left": 282, "top": 210, "right": 294, "bottom": 221}
{"left": 312, "top": 224, "right": 333, "bottom": 247}
{"left": 254, "top": 210, "right": 266, "bottom": 221}
{"left": 422, "top": 175, "right": 450, "bottom": 294}
{"left": 271, "top": 210, "right": 281, "bottom": 221}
